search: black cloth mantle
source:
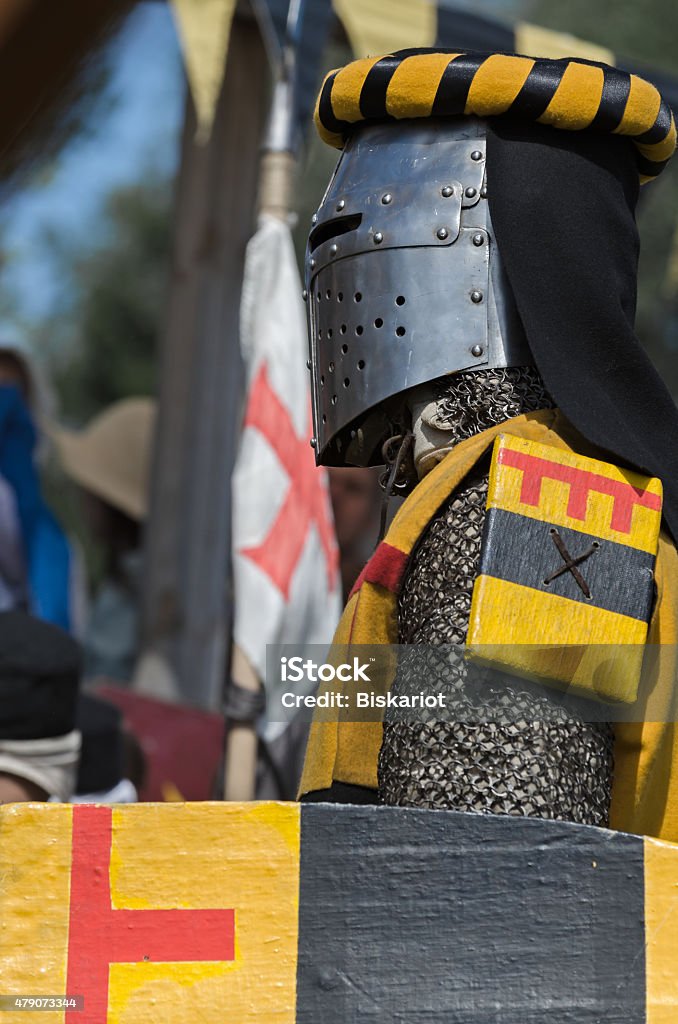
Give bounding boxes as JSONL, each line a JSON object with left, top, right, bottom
{"left": 487, "top": 120, "right": 678, "bottom": 542}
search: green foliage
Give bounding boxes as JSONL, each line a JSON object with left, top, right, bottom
{"left": 526, "top": 0, "right": 678, "bottom": 73}
{"left": 40, "top": 173, "right": 173, "bottom": 423}
{"left": 22, "top": 174, "right": 173, "bottom": 587}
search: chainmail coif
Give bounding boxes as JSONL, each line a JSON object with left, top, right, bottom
{"left": 377, "top": 367, "right": 614, "bottom": 825}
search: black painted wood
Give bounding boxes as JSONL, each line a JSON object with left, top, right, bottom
{"left": 297, "top": 806, "right": 645, "bottom": 1023}
{"left": 480, "top": 507, "right": 655, "bottom": 620}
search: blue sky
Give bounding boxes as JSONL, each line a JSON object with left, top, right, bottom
{"left": 0, "top": 2, "right": 185, "bottom": 336}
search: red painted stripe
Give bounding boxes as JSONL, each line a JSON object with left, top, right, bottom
{"left": 349, "top": 543, "right": 409, "bottom": 598}
{"left": 66, "top": 805, "right": 234, "bottom": 1023}
{"left": 349, "top": 564, "right": 369, "bottom": 599}
{"left": 498, "top": 447, "right": 662, "bottom": 534}
{"left": 66, "top": 806, "right": 111, "bottom": 1023}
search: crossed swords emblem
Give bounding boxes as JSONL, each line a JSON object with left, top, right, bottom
{"left": 544, "top": 528, "right": 600, "bottom": 599}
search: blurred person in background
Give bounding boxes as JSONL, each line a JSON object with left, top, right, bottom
{"left": 0, "top": 344, "right": 80, "bottom": 631}
{"left": 0, "top": 610, "right": 81, "bottom": 803}
{"left": 50, "top": 398, "right": 155, "bottom": 684}
{"left": 71, "top": 693, "right": 145, "bottom": 803}
{"left": 328, "top": 467, "right": 383, "bottom": 602}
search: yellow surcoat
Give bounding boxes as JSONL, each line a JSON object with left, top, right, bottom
{"left": 299, "top": 409, "right": 678, "bottom": 843}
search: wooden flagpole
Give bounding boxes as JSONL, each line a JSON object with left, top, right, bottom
{"left": 222, "top": 0, "right": 305, "bottom": 800}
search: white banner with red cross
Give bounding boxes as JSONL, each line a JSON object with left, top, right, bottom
{"left": 232, "top": 215, "right": 341, "bottom": 716}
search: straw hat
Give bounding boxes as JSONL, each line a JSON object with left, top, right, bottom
{"left": 50, "top": 398, "right": 156, "bottom": 522}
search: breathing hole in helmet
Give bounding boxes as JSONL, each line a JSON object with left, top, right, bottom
{"left": 327, "top": 328, "right": 333, "bottom": 338}
{"left": 331, "top": 395, "right": 338, "bottom": 405}
{"left": 341, "top": 344, "right": 348, "bottom": 354}
{"left": 396, "top": 295, "right": 406, "bottom": 306}
{"left": 322, "top": 414, "right": 327, "bottom": 423}
{"left": 337, "top": 292, "right": 343, "bottom": 301}
{"left": 318, "top": 329, "right": 322, "bottom": 339}
{"left": 309, "top": 213, "right": 362, "bottom": 252}
{"left": 354, "top": 292, "right": 362, "bottom": 302}
{"left": 343, "top": 378, "right": 350, "bottom": 388}
{"left": 340, "top": 324, "right": 347, "bottom": 334}
{"left": 357, "top": 359, "right": 365, "bottom": 370}
{"left": 328, "top": 361, "right": 335, "bottom": 372}
{"left": 326, "top": 289, "right": 331, "bottom": 300}
{"left": 355, "top": 325, "right": 364, "bottom": 336}
{"left": 320, "top": 375, "right": 325, "bottom": 386}
{"left": 374, "top": 318, "right": 383, "bottom": 328}
{"left": 396, "top": 326, "right": 406, "bottom": 337}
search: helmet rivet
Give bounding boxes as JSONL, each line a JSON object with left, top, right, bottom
{"left": 336, "top": 199, "right": 345, "bottom": 212}
{"left": 381, "top": 193, "right": 393, "bottom": 205}
{"left": 302, "top": 289, "right": 308, "bottom": 301}
{"left": 310, "top": 437, "right": 317, "bottom": 448}
{"left": 465, "top": 186, "right": 477, "bottom": 199}
{"left": 471, "top": 290, "right": 483, "bottom": 303}
{"left": 437, "top": 227, "right": 449, "bottom": 240}
{"left": 310, "top": 258, "right": 316, "bottom": 269}
{"left": 329, "top": 243, "right": 338, "bottom": 257}
{"left": 373, "top": 232, "right": 384, "bottom": 244}
{"left": 480, "top": 186, "right": 488, "bottom": 198}
{"left": 471, "top": 150, "right": 483, "bottom": 161}
{"left": 471, "top": 344, "right": 484, "bottom": 357}
{"left": 472, "top": 233, "right": 485, "bottom": 246}
{"left": 441, "top": 185, "right": 454, "bottom": 198}
{"left": 311, "top": 213, "right": 318, "bottom": 224}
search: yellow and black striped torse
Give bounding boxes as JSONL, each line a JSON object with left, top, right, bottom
{"left": 315, "top": 51, "right": 676, "bottom": 182}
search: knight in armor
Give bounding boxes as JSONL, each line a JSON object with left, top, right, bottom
{"left": 298, "top": 50, "right": 678, "bottom": 842}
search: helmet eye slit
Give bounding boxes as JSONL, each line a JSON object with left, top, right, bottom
{"left": 309, "top": 213, "right": 363, "bottom": 253}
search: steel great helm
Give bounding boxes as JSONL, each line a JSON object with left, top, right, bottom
{"left": 304, "top": 50, "right": 676, "bottom": 473}
{"left": 305, "top": 117, "right": 533, "bottom": 467}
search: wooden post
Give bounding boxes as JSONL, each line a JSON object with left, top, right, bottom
{"left": 137, "top": 6, "right": 269, "bottom": 708}
{"left": 221, "top": 7, "right": 303, "bottom": 799}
